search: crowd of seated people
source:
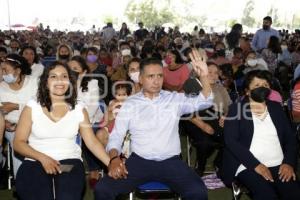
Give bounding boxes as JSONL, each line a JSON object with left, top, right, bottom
{"left": 0, "top": 15, "right": 300, "bottom": 200}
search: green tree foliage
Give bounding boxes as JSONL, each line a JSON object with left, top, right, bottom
{"left": 267, "top": 6, "right": 282, "bottom": 27}
{"left": 241, "top": 0, "right": 256, "bottom": 27}
{"left": 227, "top": 19, "right": 238, "bottom": 28}
{"left": 125, "top": 0, "right": 175, "bottom": 29}
{"left": 292, "top": 14, "right": 300, "bottom": 29}
{"left": 125, "top": 0, "right": 208, "bottom": 29}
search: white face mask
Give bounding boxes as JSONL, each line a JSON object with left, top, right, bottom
{"left": 3, "top": 73, "right": 17, "bottom": 84}
{"left": 129, "top": 71, "right": 140, "bottom": 83}
{"left": 247, "top": 59, "right": 258, "bottom": 67}
{"left": 281, "top": 45, "right": 287, "bottom": 50}
{"left": 4, "top": 40, "right": 10, "bottom": 46}
{"left": 121, "top": 49, "right": 131, "bottom": 56}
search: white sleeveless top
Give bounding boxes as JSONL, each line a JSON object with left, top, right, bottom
{"left": 26, "top": 99, "right": 84, "bottom": 161}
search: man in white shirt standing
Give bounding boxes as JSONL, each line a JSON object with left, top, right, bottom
{"left": 94, "top": 49, "right": 213, "bottom": 200}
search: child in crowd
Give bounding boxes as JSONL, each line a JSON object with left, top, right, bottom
{"left": 96, "top": 82, "right": 131, "bottom": 150}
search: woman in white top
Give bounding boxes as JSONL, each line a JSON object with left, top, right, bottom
{"left": 68, "top": 56, "right": 103, "bottom": 125}
{"left": 0, "top": 54, "right": 38, "bottom": 177}
{"left": 13, "top": 61, "right": 110, "bottom": 200}
{"left": 222, "top": 70, "right": 300, "bottom": 200}
{"left": 68, "top": 56, "right": 105, "bottom": 186}
{"left": 243, "top": 51, "right": 269, "bottom": 74}
{"left": 20, "top": 45, "right": 44, "bottom": 77}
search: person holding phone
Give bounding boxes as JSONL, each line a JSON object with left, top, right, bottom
{"left": 13, "top": 61, "right": 110, "bottom": 200}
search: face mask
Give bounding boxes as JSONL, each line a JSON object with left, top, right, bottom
{"left": 87, "top": 55, "right": 98, "bottom": 63}
{"left": 121, "top": 49, "right": 131, "bottom": 56}
{"left": 176, "top": 45, "right": 183, "bottom": 49}
{"left": 71, "top": 71, "right": 80, "bottom": 79}
{"left": 3, "top": 74, "right": 17, "bottom": 84}
{"left": 195, "top": 43, "right": 201, "bottom": 49}
{"left": 281, "top": 45, "right": 287, "bottom": 50}
{"left": 250, "top": 87, "right": 271, "bottom": 103}
{"left": 263, "top": 25, "right": 270, "bottom": 30}
{"left": 4, "top": 40, "right": 10, "bottom": 45}
{"left": 59, "top": 54, "right": 70, "bottom": 60}
{"left": 164, "top": 56, "right": 172, "bottom": 65}
{"left": 247, "top": 59, "right": 258, "bottom": 67}
{"left": 216, "top": 49, "right": 225, "bottom": 57}
{"left": 129, "top": 71, "right": 140, "bottom": 83}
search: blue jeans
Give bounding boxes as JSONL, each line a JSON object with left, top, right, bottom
{"left": 94, "top": 153, "right": 208, "bottom": 200}
{"left": 16, "top": 159, "right": 85, "bottom": 200}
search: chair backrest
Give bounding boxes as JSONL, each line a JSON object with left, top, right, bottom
{"left": 130, "top": 181, "right": 181, "bottom": 200}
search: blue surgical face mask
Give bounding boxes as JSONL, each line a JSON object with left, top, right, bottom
{"left": 3, "top": 73, "right": 17, "bottom": 84}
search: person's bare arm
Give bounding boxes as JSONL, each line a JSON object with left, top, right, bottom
{"left": 80, "top": 109, "right": 110, "bottom": 166}
{"left": 13, "top": 106, "right": 61, "bottom": 175}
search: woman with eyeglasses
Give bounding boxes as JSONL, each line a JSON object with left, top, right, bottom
{"left": 0, "top": 54, "right": 38, "bottom": 178}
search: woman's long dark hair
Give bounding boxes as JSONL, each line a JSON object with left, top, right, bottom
{"left": 168, "top": 49, "right": 184, "bottom": 64}
{"left": 225, "top": 23, "right": 243, "bottom": 50}
{"left": 69, "top": 56, "right": 91, "bottom": 92}
{"left": 37, "top": 61, "right": 77, "bottom": 112}
{"left": 20, "top": 45, "right": 39, "bottom": 64}
{"left": 268, "top": 36, "right": 282, "bottom": 54}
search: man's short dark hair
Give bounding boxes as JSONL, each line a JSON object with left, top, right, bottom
{"left": 140, "top": 58, "right": 162, "bottom": 74}
{"left": 263, "top": 16, "right": 272, "bottom": 23}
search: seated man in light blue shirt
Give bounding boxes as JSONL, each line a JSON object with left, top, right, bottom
{"left": 94, "top": 49, "right": 213, "bottom": 200}
{"left": 251, "top": 16, "right": 280, "bottom": 53}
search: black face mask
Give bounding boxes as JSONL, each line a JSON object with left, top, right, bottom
{"left": 195, "top": 43, "right": 201, "bottom": 49}
{"left": 250, "top": 87, "right": 271, "bottom": 103}
{"left": 176, "top": 45, "right": 183, "bottom": 49}
{"left": 59, "top": 54, "right": 70, "bottom": 60}
{"left": 263, "top": 25, "right": 270, "bottom": 30}
{"left": 216, "top": 49, "right": 225, "bottom": 57}
{"left": 70, "top": 70, "right": 79, "bottom": 80}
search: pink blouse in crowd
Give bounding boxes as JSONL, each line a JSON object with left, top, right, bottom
{"left": 268, "top": 89, "right": 283, "bottom": 104}
{"left": 163, "top": 64, "right": 190, "bottom": 89}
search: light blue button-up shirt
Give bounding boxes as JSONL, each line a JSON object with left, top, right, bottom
{"left": 251, "top": 28, "right": 280, "bottom": 52}
{"left": 106, "top": 90, "right": 213, "bottom": 161}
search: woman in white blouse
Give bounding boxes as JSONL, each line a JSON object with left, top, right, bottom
{"left": 0, "top": 54, "right": 38, "bottom": 177}
{"left": 13, "top": 61, "right": 110, "bottom": 200}
{"left": 67, "top": 56, "right": 105, "bottom": 186}
{"left": 20, "top": 45, "right": 44, "bottom": 77}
